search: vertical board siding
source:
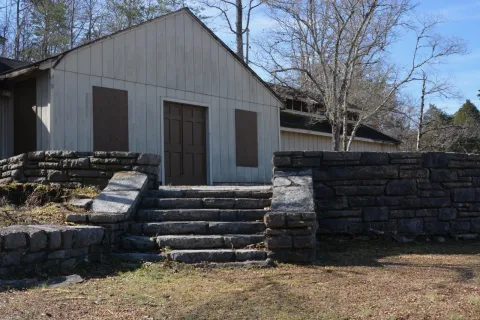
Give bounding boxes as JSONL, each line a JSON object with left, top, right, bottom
{"left": 0, "top": 95, "right": 14, "bottom": 159}
{"left": 36, "top": 71, "right": 50, "bottom": 150}
{"left": 47, "top": 10, "right": 280, "bottom": 183}
{"left": 280, "top": 130, "right": 398, "bottom": 152}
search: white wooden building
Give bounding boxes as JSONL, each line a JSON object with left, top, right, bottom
{"left": 0, "top": 8, "right": 282, "bottom": 185}
{"left": 0, "top": 8, "right": 400, "bottom": 186}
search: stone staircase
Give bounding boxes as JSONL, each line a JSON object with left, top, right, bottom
{"left": 117, "top": 186, "right": 272, "bottom": 265}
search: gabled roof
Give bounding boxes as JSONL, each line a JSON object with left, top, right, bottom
{"left": 0, "top": 8, "right": 283, "bottom": 103}
{"left": 0, "top": 57, "right": 28, "bottom": 73}
{"left": 280, "top": 111, "right": 400, "bottom": 144}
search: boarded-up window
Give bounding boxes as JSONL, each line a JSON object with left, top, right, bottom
{"left": 93, "top": 86, "right": 129, "bottom": 151}
{"left": 235, "top": 109, "right": 258, "bottom": 167}
{"left": 13, "top": 78, "right": 37, "bottom": 155}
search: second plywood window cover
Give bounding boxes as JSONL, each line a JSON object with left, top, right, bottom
{"left": 235, "top": 109, "right": 258, "bottom": 167}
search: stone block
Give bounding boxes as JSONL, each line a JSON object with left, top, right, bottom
{"left": 69, "top": 170, "right": 98, "bottom": 177}
{"left": 90, "top": 158, "right": 121, "bottom": 164}
{"left": 347, "top": 196, "right": 376, "bottom": 207}
{"left": 92, "top": 190, "right": 140, "bottom": 216}
{"left": 24, "top": 227, "right": 47, "bottom": 252}
{"left": 88, "top": 213, "right": 124, "bottom": 223}
{"left": 448, "top": 160, "right": 480, "bottom": 168}
{"left": 363, "top": 207, "right": 389, "bottom": 221}
{"left": 292, "top": 157, "right": 321, "bottom": 167}
{"left": 386, "top": 179, "right": 416, "bottom": 195}
{"left": 399, "top": 169, "right": 428, "bottom": 178}
{"left": 264, "top": 213, "right": 285, "bottom": 228}
{"left": 365, "top": 221, "right": 397, "bottom": 233}
{"left": 47, "top": 250, "right": 71, "bottom": 260}
{"left": 314, "top": 166, "right": 398, "bottom": 181}
{"left": 66, "top": 213, "right": 88, "bottom": 223}
{"left": 272, "top": 176, "right": 314, "bottom": 212}
{"left": 62, "top": 157, "right": 90, "bottom": 169}
{"left": 424, "top": 222, "right": 450, "bottom": 235}
{"left": 137, "top": 153, "right": 161, "bottom": 165}
{"left": 23, "top": 252, "right": 45, "bottom": 264}
{"left": 321, "top": 210, "right": 362, "bottom": 218}
{"left": 61, "top": 229, "right": 75, "bottom": 249}
{"left": 397, "top": 218, "right": 423, "bottom": 234}
{"left": 59, "top": 258, "right": 77, "bottom": 270}
{"left": 407, "top": 197, "right": 451, "bottom": 208}
{"left": 235, "top": 250, "right": 267, "bottom": 262}
{"left": 430, "top": 169, "right": 458, "bottom": 182}
{"left": 293, "top": 235, "right": 315, "bottom": 248}
{"left": 47, "top": 170, "right": 69, "bottom": 182}
{"left": 1, "top": 252, "right": 22, "bottom": 266}
{"left": 390, "top": 210, "right": 415, "bottom": 218}
{"left": 109, "top": 151, "right": 137, "bottom": 158}
{"left": 323, "top": 152, "right": 361, "bottom": 161}
{"left": 360, "top": 153, "right": 389, "bottom": 165}
{"left": 439, "top": 208, "right": 457, "bottom": 221}
{"left": 450, "top": 220, "right": 471, "bottom": 233}
{"left": 93, "top": 151, "right": 108, "bottom": 158}
{"left": 0, "top": 227, "right": 27, "bottom": 250}
{"left": 452, "top": 188, "right": 480, "bottom": 202}
{"left": 27, "top": 151, "right": 45, "bottom": 161}
{"left": 335, "top": 186, "right": 384, "bottom": 196}
{"left": 265, "top": 235, "right": 292, "bottom": 249}
{"left": 287, "top": 220, "right": 317, "bottom": 228}
{"left": 72, "top": 227, "right": 105, "bottom": 247}
{"left": 415, "top": 209, "right": 438, "bottom": 217}
{"left": 418, "top": 190, "right": 449, "bottom": 197}
{"left": 8, "top": 153, "right": 26, "bottom": 163}
{"left": 265, "top": 228, "right": 312, "bottom": 236}
{"left": 423, "top": 153, "right": 449, "bottom": 168}
{"left": 104, "top": 171, "right": 148, "bottom": 192}
{"left": 317, "top": 218, "right": 363, "bottom": 234}
{"left": 273, "top": 156, "right": 291, "bottom": 167}
{"left": 273, "top": 151, "right": 294, "bottom": 156}
{"left": 37, "top": 162, "right": 60, "bottom": 169}
{"left": 284, "top": 212, "right": 303, "bottom": 221}
{"left": 23, "top": 169, "right": 47, "bottom": 177}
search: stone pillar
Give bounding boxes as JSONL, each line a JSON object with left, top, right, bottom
{"left": 265, "top": 169, "right": 317, "bottom": 263}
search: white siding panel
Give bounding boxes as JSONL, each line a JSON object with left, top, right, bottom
{"left": 146, "top": 85, "right": 158, "bottom": 154}
{"left": 36, "top": 71, "right": 50, "bottom": 150}
{"left": 65, "top": 51, "right": 78, "bottom": 73}
{"left": 156, "top": 19, "right": 167, "bottom": 87}
{"left": 175, "top": 14, "right": 186, "bottom": 91}
{"left": 114, "top": 34, "right": 126, "bottom": 80}
{"left": 125, "top": 31, "right": 136, "bottom": 82}
{"left": 193, "top": 19, "right": 203, "bottom": 93}
{"left": 64, "top": 71, "right": 78, "bottom": 150}
{"left": 102, "top": 38, "right": 114, "bottom": 78}
{"left": 146, "top": 22, "right": 157, "bottom": 86}
{"left": 165, "top": 16, "right": 176, "bottom": 88}
{"left": 135, "top": 26, "right": 147, "bottom": 84}
{"left": 90, "top": 76, "right": 101, "bottom": 150}
{"left": 201, "top": 30, "right": 211, "bottom": 96}
{"left": 51, "top": 69, "right": 65, "bottom": 149}
{"left": 210, "top": 38, "right": 220, "bottom": 97}
{"left": 135, "top": 83, "right": 147, "bottom": 152}
{"left": 184, "top": 15, "right": 194, "bottom": 92}
{"left": 90, "top": 42, "right": 102, "bottom": 76}
{"left": 77, "top": 47, "right": 91, "bottom": 76}
{"left": 125, "top": 81, "right": 136, "bottom": 151}
{"left": 77, "top": 73, "right": 90, "bottom": 151}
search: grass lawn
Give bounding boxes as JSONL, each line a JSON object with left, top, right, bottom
{"left": 1, "top": 239, "right": 480, "bottom": 319}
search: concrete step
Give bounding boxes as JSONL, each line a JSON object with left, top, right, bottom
{"left": 136, "top": 209, "right": 267, "bottom": 222}
{"left": 166, "top": 249, "right": 267, "bottom": 263}
{"left": 131, "top": 221, "right": 265, "bottom": 236}
{"left": 147, "top": 188, "right": 272, "bottom": 199}
{"left": 141, "top": 197, "right": 271, "bottom": 209}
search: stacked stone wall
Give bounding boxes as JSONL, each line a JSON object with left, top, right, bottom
{"left": 273, "top": 151, "right": 480, "bottom": 237}
{"left": 0, "top": 225, "right": 105, "bottom": 277}
{"left": 0, "top": 151, "right": 161, "bottom": 189}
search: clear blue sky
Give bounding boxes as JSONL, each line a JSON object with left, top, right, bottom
{"left": 202, "top": 0, "right": 480, "bottom": 115}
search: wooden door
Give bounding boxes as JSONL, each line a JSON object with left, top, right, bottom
{"left": 13, "top": 78, "right": 36, "bottom": 155}
{"left": 164, "top": 102, "right": 206, "bottom": 185}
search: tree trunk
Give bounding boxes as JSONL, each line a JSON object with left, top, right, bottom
{"left": 416, "top": 73, "right": 427, "bottom": 151}
{"left": 236, "top": 0, "right": 244, "bottom": 60}
{"left": 14, "top": 0, "right": 20, "bottom": 59}
{"left": 332, "top": 123, "right": 341, "bottom": 151}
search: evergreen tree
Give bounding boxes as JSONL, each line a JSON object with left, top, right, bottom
{"left": 453, "top": 99, "right": 480, "bottom": 126}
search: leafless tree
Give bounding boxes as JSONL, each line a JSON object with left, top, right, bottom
{"left": 258, "top": 0, "right": 466, "bottom": 151}
{"left": 200, "top": 0, "right": 263, "bottom": 61}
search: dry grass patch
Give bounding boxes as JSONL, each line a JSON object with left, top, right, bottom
{"left": 0, "top": 184, "right": 99, "bottom": 227}
{"left": 2, "top": 240, "right": 480, "bottom": 319}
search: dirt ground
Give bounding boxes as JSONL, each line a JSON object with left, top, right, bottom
{"left": 1, "top": 239, "right": 480, "bottom": 320}
{"left": 0, "top": 185, "right": 98, "bottom": 227}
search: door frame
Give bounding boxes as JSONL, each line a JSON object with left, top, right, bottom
{"left": 160, "top": 97, "right": 212, "bottom": 186}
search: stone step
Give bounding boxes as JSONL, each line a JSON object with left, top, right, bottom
{"left": 166, "top": 249, "right": 267, "bottom": 263}
{"left": 131, "top": 221, "right": 266, "bottom": 236}
{"left": 112, "top": 252, "right": 164, "bottom": 262}
{"left": 136, "top": 209, "right": 267, "bottom": 222}
{"left": 147, "top": 188, "right": 272, "bottom": 199}
{"left": 121, "top": 234, "right": 265, "bottom": 251}
{"left": 141, "top": 197, "right": 271, "bottom": 210}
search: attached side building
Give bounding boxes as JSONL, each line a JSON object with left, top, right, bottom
{"left": 0, "top": 8, "right": 282, "bottom": 185}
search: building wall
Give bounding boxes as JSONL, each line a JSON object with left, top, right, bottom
{"left": 46, "top": 10, "right": 281, "bottom": 184}
{"left": 36, "top": 70, "right": 51, "bottom": 151}
{"left": 0, "top": 95, "right": 13, "bottom": 159}
{"left": 280, "top": 130, "right": 398, "bottom": 152}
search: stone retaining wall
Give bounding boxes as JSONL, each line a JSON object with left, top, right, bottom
{"left": 273, "top": 151, "right": 480, "bottom": 238}
{"left": 266, "top": 169, "right": 317, "bottom": 262}
{"left": 0, "top": 225, "right": 105, "bottom": 277}
{"left": 0, "top": 151, "right": 161, "bottom": 189}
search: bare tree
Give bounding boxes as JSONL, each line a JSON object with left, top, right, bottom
{"left": 200, "top": 0, "right": 263, "bottom": 61}
{"left": 258, "top": 0, "right": 466, "bottom": 151}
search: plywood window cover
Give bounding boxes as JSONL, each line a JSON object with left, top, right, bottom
{"left": 235, "top": 109, "right": 258, "bottom": 167}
